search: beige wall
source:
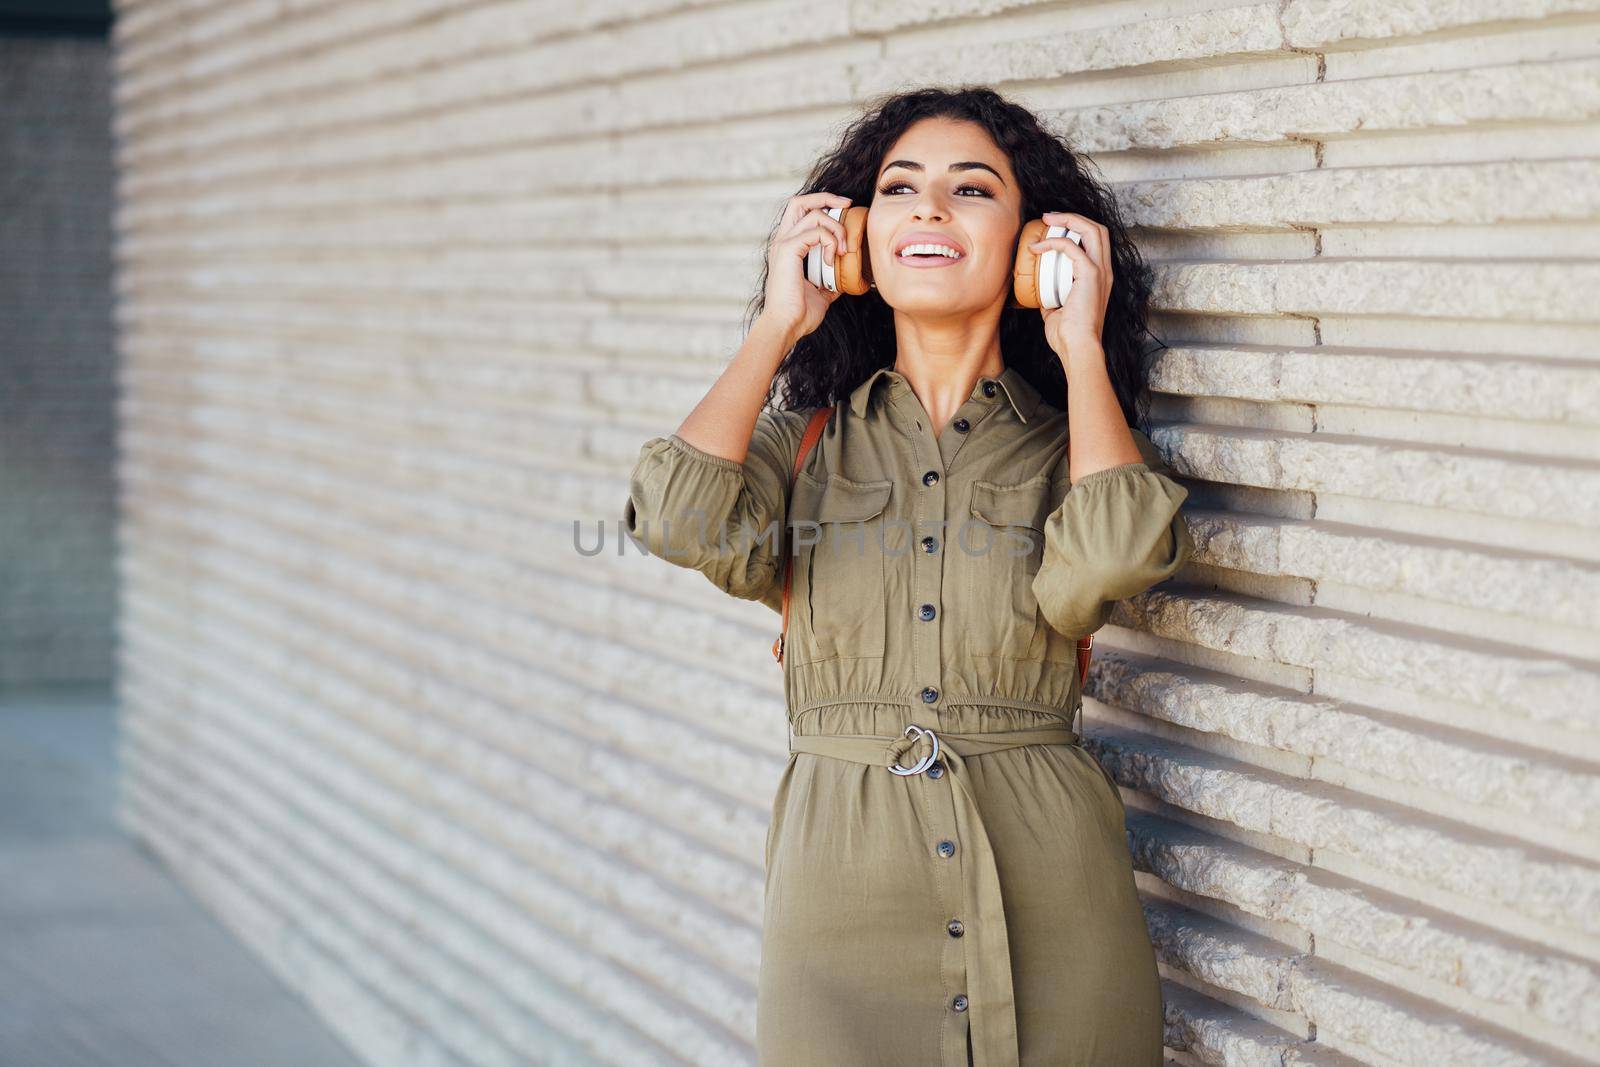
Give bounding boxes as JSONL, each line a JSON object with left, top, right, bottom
{"left": 109, "top": 1, "right": 1600, "bottom": 1064}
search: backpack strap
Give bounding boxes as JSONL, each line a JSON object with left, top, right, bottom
{"left": 772, "top": 405, "right": 834, "bottom": 666}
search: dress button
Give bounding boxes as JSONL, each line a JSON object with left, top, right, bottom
{"left": 982, "top": 380, "right": 996, "bottom": 398}
{"left": 919, "top": 603, "right": 936, "bottom": 621}
{"left": 937, "top": 840, "right": 955, "bottom": 857}
{"left": 922, "top": 470, "right": 940, "bottom": 487}
{"left": 947, "top": 919, "right": 964, "bottom": 938}
{"left": 920, "top": 686, "right": 939, "bottom": 703}
{"left": 921, "top": 535, "right": 938, "bottom": 553}
{"left": 952, "top": 994, "right": 969, "bottom": 1012}
{"left": 953, "top": 417, "right": 970, "bottom": 433}
{"left": 927, "top": 761, "right": 944, "bottom": 779}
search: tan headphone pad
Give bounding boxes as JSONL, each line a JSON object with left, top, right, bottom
{"left": 834, "top": 206, "right": 872, "bottom": 295}
{"left": 1012, "top": 218, "right": 1048, "bottom": 309}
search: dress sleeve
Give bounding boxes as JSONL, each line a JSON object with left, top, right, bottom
{"left": 622, "top": 407, "right": 810, "bottom": 614}
{"left": 1030, "top": 427, "right": 1194, "bottom": 640}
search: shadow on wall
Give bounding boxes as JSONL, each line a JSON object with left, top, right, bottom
{"left": 1, "top": 0, "right": 118, "bottom": 687}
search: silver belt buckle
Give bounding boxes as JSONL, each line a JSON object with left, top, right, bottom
{"left": 888, "top": 724, "right": 940, "bottom": 776}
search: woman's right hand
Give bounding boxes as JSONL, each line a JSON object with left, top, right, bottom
{"left": 758, "top": 191, "right": 853, "bottom": 344}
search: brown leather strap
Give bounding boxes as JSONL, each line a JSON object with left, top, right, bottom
{"left": 773, "top": 405, "right": 834, "bottom": 665}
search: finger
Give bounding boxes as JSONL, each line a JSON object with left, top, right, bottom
{"left": 1044, "top": 210, "right": 1102, "bottom": 233}
{"left": 1033, "top": 235, "right": 1100, "bottom": 281}
{"left": 1028, "top": 235, "right": 1100, "bottom": 296}
{"left": 820, "top": 210, "right": 850, "bottom": 254}
{"left": 798, "top": 207, "right": 848, "bottom": 252}
{"left": 802, "top": 190, "right": 852, "bottom": 208}
{"left": 780, "top": 198, "right": 803, "bottom": 233}
{"left": 784, "top": 192, "right": 852, "bottom": 234}
{"left": 1027, "top": 235, "right": 1091, "bottom": 263}
{"left": 784, "top": 226, "right": 840, "bottom": 266}
{"left": 1044, "top": 211, "right": 1107, "bottom": 268}
{"left": 785, "top": 209, "right": 848, "bottom": 259}
{"left": 782, "top": 228, "right": 831, "bottom": 258}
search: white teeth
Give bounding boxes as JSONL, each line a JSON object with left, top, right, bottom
{"left": 898, "top": 243, "right": 963, "bottom": 259}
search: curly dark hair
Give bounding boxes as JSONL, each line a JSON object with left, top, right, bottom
{"left": 743, "top": 85, "right": 1165, "bottom": 430}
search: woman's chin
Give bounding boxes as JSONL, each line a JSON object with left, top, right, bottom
{"left": 882, "top": 289, "right": 1000, "bottom": 317}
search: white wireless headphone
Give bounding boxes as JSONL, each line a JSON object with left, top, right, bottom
{"left": 806, "top": 205, "right": 846, "bottom": 293}
{"left": 1033, "top": 224, "right": 1083, "bottom": 309}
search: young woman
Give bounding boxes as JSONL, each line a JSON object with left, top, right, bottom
{"left": 623, "top": 86, "right": 1193, "bottom": 1066}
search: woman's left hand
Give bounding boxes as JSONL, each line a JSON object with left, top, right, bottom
{"left": 1027, "top": 210, "right": 1113, "bottom": 371}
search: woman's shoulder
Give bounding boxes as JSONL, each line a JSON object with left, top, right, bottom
{"left": 748, "top": 405, "right": 835, "bottom": 476}
{"left": 758, "top": 403, "right": 840, "bottom": 446}
{"left": 757, "top": 405, "right": 824, "bottom": 439}
{"left": 762, "top": 404, "right": 829, "bottom": 426}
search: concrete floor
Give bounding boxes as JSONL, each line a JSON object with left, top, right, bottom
{"left": 0, "top": 683, "right": 364, "bottom": 1067}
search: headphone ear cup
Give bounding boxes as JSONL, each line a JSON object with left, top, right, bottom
{"left": 1012, "top": 218, "right": 1048, "bottom": 309}
{"left": 1042, "top": 226, "right": 1082, "bottom": 309}
{"left": 833, "top": 206, "right": 872, "bottom": 296}
{"left": 807, "top": 206, "right": 840, "bottom": 290}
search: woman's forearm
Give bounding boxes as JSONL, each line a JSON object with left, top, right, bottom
{"left": 1062, "top": 339, "right": 1144, "bottom": 482}
{"left": 673, "top": 314, "right": 800, "bottom": 465}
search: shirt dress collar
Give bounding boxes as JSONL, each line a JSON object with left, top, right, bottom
{"left": 847, "top": 362, "right": 1042, "bottom": 423}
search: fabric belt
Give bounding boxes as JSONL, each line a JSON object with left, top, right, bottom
{"left": 787, "top": 723, "right": 1082, "bottom": 1067}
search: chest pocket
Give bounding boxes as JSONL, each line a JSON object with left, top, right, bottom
{"left": 959, "top": 476, "right": 1052, "bottom": 659}
{"left": 793, "top": 471, "right": 893, "bottom": 664}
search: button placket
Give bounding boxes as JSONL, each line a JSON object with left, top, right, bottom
{"left": 937, "top": 380, "right": 1001, "bottom": 470}
{"left": 916, "top": 736, "right": 985, "bottom": 1060}
{"left": 902, "top": 401, "right": 946, "bottom": 730}
{"left": 883, "top": 374, "right": 992, "bottom": 1049}
{"left": 896, "top": 394, "right": 971, "bottom": 1050}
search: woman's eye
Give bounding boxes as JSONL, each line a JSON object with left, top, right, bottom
{"left": 877, "top": 181, "right": 992, "bottom": 198}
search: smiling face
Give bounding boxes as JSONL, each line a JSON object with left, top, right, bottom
{"left": 867, "top": 116, "right": 1023, "bottom": 316}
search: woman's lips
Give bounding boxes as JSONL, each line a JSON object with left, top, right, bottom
{"left": 895, "top": 253, "right": 965, "bottom": 270}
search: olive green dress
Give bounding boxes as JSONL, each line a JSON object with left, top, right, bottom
{"left": 623, "top": 363, "right": 1194, "bottom": 1066}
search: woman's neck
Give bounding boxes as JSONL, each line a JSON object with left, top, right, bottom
{"left": 892, "top": 325, "right": 1006, "bottom": 437}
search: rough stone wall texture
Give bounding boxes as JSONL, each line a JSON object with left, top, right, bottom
{"left": 107, "top": 1, "right": 1600, "bottom": 1065}
{"left": 1, "top": 33, "right": 118, "bottom": 686}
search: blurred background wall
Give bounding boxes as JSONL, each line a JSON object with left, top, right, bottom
{"left": 103, "top": 2, "right": 1600, "bottom": 1065}
{"left": 2, "top": 0, "right": 118, "bottom": 686}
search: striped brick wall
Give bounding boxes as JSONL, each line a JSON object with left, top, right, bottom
{"left": 109, "top": 2, "right": 1600, "bottom": 1064}
{"left": 2, "top": 32, "right": 118, "bottom": 686}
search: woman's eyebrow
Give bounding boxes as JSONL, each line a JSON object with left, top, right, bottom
{"left": 879, "top": 159, "right": 1006, "bottom": 185}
